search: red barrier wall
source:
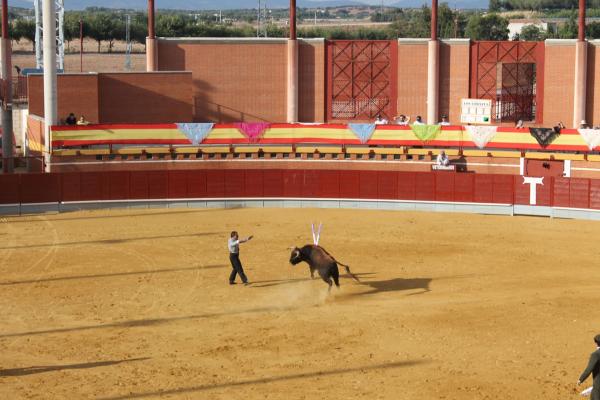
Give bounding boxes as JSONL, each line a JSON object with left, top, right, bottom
{"left": 5, "top": 170, "right": 600, "bottom": 212}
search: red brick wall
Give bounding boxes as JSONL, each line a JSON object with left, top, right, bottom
{"left": 299, "top": 39, "right": 325, "bottom": 123}
{"left": 543, "top": 41, "right": 576, "bottom": 126}
{"left": 157, "top": 38, "right": 288, "bottom": 122}
{"left": 587, "top": 41, "right": 600, "bottom": 126}
{"left": 98, "top": 72, "right": 193, "bottom": 124}
{"left": 28, "top": 72, "right": 192, "bottom": 124}
{"left": 28, "top": 74, "right": 100, "bottom": 123}
{"left": 439, "top": 40, "right": 470, "bottom": 124}
{"left": 397, "top": 40, "right": 428, "bottom": 122}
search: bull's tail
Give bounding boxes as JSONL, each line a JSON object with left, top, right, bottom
{"left": 336, "top": 261, "right": 360, "bottom": 282}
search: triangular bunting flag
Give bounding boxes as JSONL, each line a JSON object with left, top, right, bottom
{"left": 465, "top": 125, "right": 498, "bottom": 149}
{"left": 530, "top": 127, "right": 559, "bottom": 147}
{"left": 348, "top": 123, "right": 376, "bottom": 144}
{"left": 411, "top": 124, "right": 441, "bottom": 142}
{"left": 176, "top": 123, "right": 214, "bottom": 145}
{"left": 235, "top": 122, "right": 271, "bottom": 143}
{"left": 578, "top": 128, "right": 600, "bottom": 150}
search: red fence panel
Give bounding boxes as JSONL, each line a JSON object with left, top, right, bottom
{"left": 493, "top": 175, "right": 515, "bottom": 204}
{"left": 415, "top": 172, "right": 435, "bottom": 201}
{"left": 61, "top": 172, "right": 81, "bottom": 201}
{"left": 302, "top": 170, "right": 320, "bottom": 198}
{"left": 106, "top": 171, "right": 129, "bottom": 200}
{"left": 397, "top": 172, "right": 416, "bottom": 200}
{"left": 244, "top": 170, "right": 264, "bottom": 198}
{"left": 513, "top": 175, "right": 530, "bottom": 205}
{"left": 20, "top": 173, "right": 60, "bottom": 203}
{"left": 187, "top": 170, "right": 207, "bottom": 198}
{"left": 535, "top": 177, "right": 552, "bottom": 206}
{"left": 589, "top": 180, "right": 600, "bottom": 210}
{"left": 0, "top": 174, "right": 20, "bottom": 204}
{"left": 454, "top": 174, "right": 474, "bottom": 203}
{"left": 129, "top": 171, "right": 149, "bottom": 199}
{"left": 282, "top": 170, "right": 302, "bottom": 197}
{"left": 569, "top": 178, "right": 590, "bottom": 209}
{"left": 147, "top": 171, "right": 169, "bottom": 199}
{"left": 359, "top": 170, "right": 378, "bottom": 199}
{"left": 435, "top": 172, "right": 455, "bottom": 202}
{"left": 206, "top": 170, "right": 225, "bottom": 197}
{"left": 473, "top": 174, "right": 493, "bottom": 203}
{"left": 224, "top": 170, "right": 245, "bottom": 197}
{"left": 168, "top": 170, "right": 188, "bottom": 198}
{"left": 80, "top": 171, "right": 108, "bottom": 201}
{"left": 264, "top": 170, "right": 284, "bottom": 197}
{"left": 377, "top": 171, "right": 398, "bottom": 200}
{"left": 552, "top": 177, "right": 570, "bottom": 207}
{"left": 318, "top": 170, "right": 340, "bottom": 198}
{"left": 339, "top": 170, "right": 360, "bottom": 198}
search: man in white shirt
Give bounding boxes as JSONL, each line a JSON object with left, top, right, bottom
{"left": 374, "top": 114, "right": 388, "bottom": 125}
{"left": 439, "top": 115, "right": 450, "bottom": 126}
{"left": 413, "top": 115, "right": 425, "bottom": 125}
{"left": 394, "top": 114, "right": 410, "bottom": 126}
{"left": 228, "top": 231, "right": 253, "bottom": 285}
{"left": 436, "top": 150, "right": 450, "bottom": 166}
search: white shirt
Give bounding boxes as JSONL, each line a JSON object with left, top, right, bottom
{"left": 413, "top": 120, "right": 425, "bottom": 125}
{"left": 439, "top": 121, "right": 450, "bottom": 126}
{"left": 375, "top": 119, "right": 388, "bottom": 125}
{"left": 436, "top": 153, "right": 449, "bottom": 166}
{"left": 228, "top": 238, "right": 240, "bottom": 254}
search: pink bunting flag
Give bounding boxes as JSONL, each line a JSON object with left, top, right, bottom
{"left": 235, "top": 122, "right": 271, "bottom": 143}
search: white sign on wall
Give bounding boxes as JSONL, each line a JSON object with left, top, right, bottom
{"left": 460, "top": 98, "right": 492, "bottom": 125}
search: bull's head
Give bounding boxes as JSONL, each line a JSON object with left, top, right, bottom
{"left": 289, "top": 247, "right": 303, "bottom": 265}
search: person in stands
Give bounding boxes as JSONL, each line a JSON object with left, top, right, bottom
{"left": 394, "top": 115, "right": 411, "bottom": 126}
{"left": 413, "top": 116, "right": 425, "bottom": 125}
{"left": 65, "top": 113, "right": 77, "bottom": 126}
{"left": 374, "top": 114, "right": 388, "bottom": 125}
{"left": 436, "top": 150, "right": 450, "bottom": 166}
{"left": 77, "top": 115, "right": 90, "bottom": 126}
{"left": 439, "top": 115, "right": 450, "bottom": 126}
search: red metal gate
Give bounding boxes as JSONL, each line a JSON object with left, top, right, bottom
{"left": 470, "top": 41, "right": 544, "bottom": 124}
{"left": 326, "top": 40, "right": 397, "bottom": 122}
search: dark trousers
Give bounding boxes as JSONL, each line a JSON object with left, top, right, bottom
{"left": 229, "top": 253, "right": 248, "bottom": 283}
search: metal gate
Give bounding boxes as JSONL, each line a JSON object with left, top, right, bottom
{"left": 470, "top": 41, "right": 544, "bottom": 123}
{"left": 327, "top": 40, "right": 397, "bottom": 122}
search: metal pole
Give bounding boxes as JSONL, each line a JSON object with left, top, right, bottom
{"left": 579, "top": 0, "right": 586, "bottom": 41}
{"left": 427, "top": 0, "right": 439, "bottom": 124}
{"left": 1, "top": 0, "right": 13, "bottom": 173}
{"left": 146, "top": 0, "right": 156, "bottom": 71}
{"left": 43, "top": 0, "right": 57, "bottom": 171}
{"left": 79, "top": 19, "right": 83, "bottom": 72}
{"left": 290, "top": 0, "right": 296, "bottom": 40}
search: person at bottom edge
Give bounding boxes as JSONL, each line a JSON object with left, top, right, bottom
{"left": 228, "top": 231, "right": 253, "bottom": 285}
{"left": 578, "top": 334, "right": 600, "bottom": 400}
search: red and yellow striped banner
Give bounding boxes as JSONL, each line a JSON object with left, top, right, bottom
{"left": 50, "top": 123, "right": 592, "bottom": 152}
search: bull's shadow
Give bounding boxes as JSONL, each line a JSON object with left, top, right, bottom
{"left": 350, "top": 277, "right": 432, "bottom": 297}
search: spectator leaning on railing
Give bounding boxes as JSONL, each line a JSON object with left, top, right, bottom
{"left": 439, "top": 115, "right": 450, "bottom": 126}
{"left": 394, "top": 114, "right": 410, "bottom": 126}
{"left": 413, "top": 116, "right": 425, "bottom": 125}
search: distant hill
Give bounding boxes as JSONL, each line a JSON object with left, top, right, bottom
{"left": 390, "top": 0, "right": 486, "bottom": 8}
{"left": 12, "top": 0, "right": 488, "bottom": 11}
{"left": 56, "top": 0, "right": 367, "bottom": 11}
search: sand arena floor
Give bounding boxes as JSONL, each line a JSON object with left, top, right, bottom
{"left": 1, "top": 207, "right": 599, "bottom": 399}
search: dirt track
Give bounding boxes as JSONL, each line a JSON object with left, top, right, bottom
{"left": 1, "top": 207, "right": 599, "bottom": 399}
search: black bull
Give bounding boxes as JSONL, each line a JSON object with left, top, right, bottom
{"left": 289, "top": 245, "right": 359, "bottom": 289}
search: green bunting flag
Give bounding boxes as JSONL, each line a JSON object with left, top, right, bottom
{"left": 410, "top": 124, "right": 441, "bottom": 142}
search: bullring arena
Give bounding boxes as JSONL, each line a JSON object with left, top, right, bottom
{"left": 3, "top": 0, "right": 600, "bottom": 398}
{"left": 1, "top": 206, "right": 599, "bottom": 400}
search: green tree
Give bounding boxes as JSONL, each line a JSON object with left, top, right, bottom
{"left": 87, "top": 13, "right": 118, "bottom": 52}
{"left": 587, "top": 21, "right": 600, "bottom": 38}
{"left": 558, "top": 13, "right": 578, "bottom": 38}
{"left": 465, "top": 13, "right": 509, "bottom": 40}
{"left": 489, "top": 0, "right": 502, "bottom": 12}
{"left": 519, "top": 24, "right": 547, "bottom": 40}
{"left": 12, "top": 19, "right": 35, "bottom": 52}
{"left": 64, "top": 13, "right": 82, "bottom": 52}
